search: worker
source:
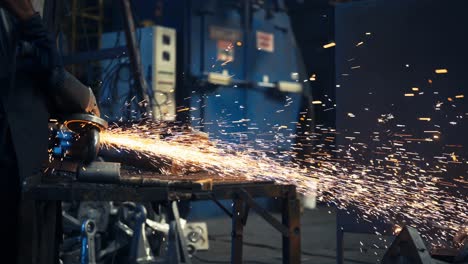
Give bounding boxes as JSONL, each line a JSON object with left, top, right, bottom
{"left": 0, "top": 0, "right": 100, "bottom": 263}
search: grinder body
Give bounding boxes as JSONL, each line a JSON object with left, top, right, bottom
{"left": 46, "top": 68, "right": 107, "bottom": 164}
{"left": 53, "top": 114, "right": 107, "bottom": 164}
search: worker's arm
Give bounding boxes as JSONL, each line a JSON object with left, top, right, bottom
{"left": 0, "top": 0, "right": 35, "bottom": 21}
{"left": 1, "top": 0, "right": 100, "bottom": 117}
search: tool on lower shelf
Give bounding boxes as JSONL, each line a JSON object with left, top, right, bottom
{"left": 81, "top": 220, "right": 97, "bottom": 264}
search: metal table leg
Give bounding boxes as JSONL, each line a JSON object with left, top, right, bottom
{"left": 167, "top": 201, "right": 192, "bottom": 264}
{"left": 336, "top": 228, "right": 344, "bottom": 264}
{"left": 282, "top": 186, "right": 301, "bottom": 264}
{"left": 231, "top": 195, "right": 244, "bottom": 264}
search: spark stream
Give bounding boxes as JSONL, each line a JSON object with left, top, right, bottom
{"left": 101, "top": 126, "right": 467, "bottom": 247}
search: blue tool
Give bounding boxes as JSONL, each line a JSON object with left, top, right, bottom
{"left": 81, "top": 219, "right": 97, "bottom": 264}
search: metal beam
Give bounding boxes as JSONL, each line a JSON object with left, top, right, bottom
{"left": 119, "top": 0, "right": 151, "bottom": 115}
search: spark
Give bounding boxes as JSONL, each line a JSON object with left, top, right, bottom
{"left": 435, "top": 69, "right": 448, "bottom": 74}
{"left": 323, "top": 42, "right": 336, "bottom": 49}
{"left": 100, "top": 121, "right": 467, "bottom": 247}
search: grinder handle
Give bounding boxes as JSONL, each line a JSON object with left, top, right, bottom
{"left": 50, "top": 68, "right": 100, "bottom": 117}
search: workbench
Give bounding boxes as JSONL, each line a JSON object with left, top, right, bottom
{"left": 23, "top": 173, "right": 301, "bottom": 264}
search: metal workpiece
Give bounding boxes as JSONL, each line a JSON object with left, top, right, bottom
{"left": 77, "top": 162, "right": 121, "bottom": 183}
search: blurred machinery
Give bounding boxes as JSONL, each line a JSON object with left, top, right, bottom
{"left": 96, "top": 0, "right": 312, "bottom": 153}
{"left": 36, "top": 2, "right": 308, "bottom": 263}
{"left": 382, "top": 226, "right": 468, "bottom": 264}
{"left": 23, "top": 1, "right": 468, "bottom": 264}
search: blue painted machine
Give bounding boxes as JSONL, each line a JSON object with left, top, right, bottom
{"left": 99, "top": 0, "right": 312, "bottom": 154}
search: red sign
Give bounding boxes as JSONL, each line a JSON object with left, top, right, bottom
{"left": 256, "top": 31, "right": 274, "bottom": 52}
{"left": 217, "top": 40, "right": 234, "bottom": 62}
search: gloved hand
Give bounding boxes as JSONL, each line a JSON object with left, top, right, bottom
{"left": 0, "top": 0, "right": 35, "bottom": 21}
{"left": 2, "top": 0, "right": 101, "bottom": 117}
{"left": 17, "top": 12, "right": 62, "bottom": 73}
{"left": 50, "top": 68, "right": 101, "bottom": 117}
{"left": 86, "top": 87, "right": 101, "bottom": 117}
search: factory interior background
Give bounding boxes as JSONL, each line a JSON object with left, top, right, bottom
{"left": 0, "top": 0, "right": 467, "bottom": 263}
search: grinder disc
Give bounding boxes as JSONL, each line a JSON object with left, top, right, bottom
{"left": 63, "top": 114, "right": 108, "bottom": 133}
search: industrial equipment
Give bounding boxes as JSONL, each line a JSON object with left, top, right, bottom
{"left": 100, "top": 25, "right": 177, "bottom": 122}
{"left": 25, "top": 1, "right": 312, "bottom": 263}
{"left": 26, "top": 173, "right": 301, "bottom": 264}
{"left": 382, "top": 226, "right": 468, "bottom": 264}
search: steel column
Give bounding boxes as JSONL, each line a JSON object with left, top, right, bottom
{"left": 336, "top": 228, "right": 344, "bottom": 264}
{"left": 119, "top": 0, "right": 151, "bottom": 115}
{"left": 282, "top": 186, "right": 301, "bottom": 264}
{"left": 231, "top": 195, "right": 244, "bottom": 264}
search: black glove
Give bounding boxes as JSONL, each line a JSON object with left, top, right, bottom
{"left": 15, "top": 13, "right": 101, "bottom": 117}
{"left": 16, "top": 12, "right": 62, "bottom": 73}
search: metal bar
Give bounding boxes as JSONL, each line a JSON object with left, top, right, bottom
{"left": 119, "top": 0, "right": 151, "bottom": 115}
{"left": 24, "top": 182, "right": 288, "bottom": 202}
{"left": 282, "top": 186, "right": 301, "bottom": 264}
{"left": 167, "top": 221, "right": 180, "bottom": 264}
{"left": 336, "top": 228, "right": 344, "bottom": 264}
{"left": 241, "top": 203, "right": 250, "bottom": 226}
{"left": 211, "top": 183, "right": 283, "bottom": 200}
{"left": 171, "top": 201, "right": 192, "bottom": 264}
{"left": 238, "top": 188, "right": 289, "bottom": 237}
{"left": 23, "top": 184, "right": 171, "bottom": 202}
{"left": 210, "top": 195, "right": 233, "bottom": 218}
{"left": 231, "top": 195, "right": 244, "bottom": 264}
{"left": 175, "top": 0, "right": 192, "bottom": 124}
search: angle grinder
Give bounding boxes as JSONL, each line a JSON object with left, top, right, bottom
{"left": 62, "top": 113, "right": 108, "bottom": 164}
{"left": 47, "top": 114, "right": 122, "bottom": 183}
{"left": 50, "top": 113, "right": 108, "bottom": 165}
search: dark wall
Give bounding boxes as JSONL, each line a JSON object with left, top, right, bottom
{"left": 335, "top": 0, "right": 468, "bottom": 180}
{"left": 287, "top": 0, "right": 336, "bottom": 129}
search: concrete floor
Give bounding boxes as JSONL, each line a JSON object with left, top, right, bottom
{"left": 189, "top": 207, "right": 391, "bottom": 264}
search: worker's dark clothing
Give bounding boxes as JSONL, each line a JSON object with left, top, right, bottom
{"left": 0, "top": 8, "right": 60, "bottom": 264}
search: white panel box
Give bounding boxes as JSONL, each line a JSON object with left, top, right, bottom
{"left": 152, "top": 26, "right": 177, "bottom": 121}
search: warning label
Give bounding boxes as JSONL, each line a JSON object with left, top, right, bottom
{"left": 256, "top": 31, "right": 274, "bottom": 52}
